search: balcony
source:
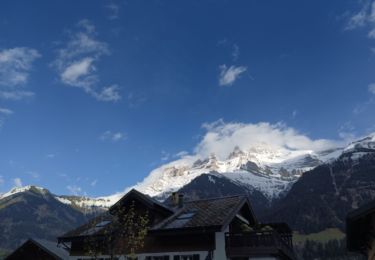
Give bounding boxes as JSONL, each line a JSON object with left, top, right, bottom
{"left": 225, "top": 231, "right": 296, "bottom": 260}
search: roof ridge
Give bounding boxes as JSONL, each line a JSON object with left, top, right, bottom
{"left": 184, "top": 194, "right": 245, "bottom": 203}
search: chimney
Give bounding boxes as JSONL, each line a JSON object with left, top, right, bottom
{"left": 171, "top": 192, "right": 179, "bottom": 206}
{"left": 178, "top": 194, "right": 184, "bottom": 208}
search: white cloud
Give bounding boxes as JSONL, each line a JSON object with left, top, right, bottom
{"left": 100, "top": 130, "right": 127, "bottom": 142}
{"left": 46, "top": 153, "right": 56, "bottom": 159}
{"left": 369, "top": 83, "right": 375, "bottom": 94}
{"left": 0, "top": 90, "right": 34, "bottom": 100}
{"left": 292, "top": 110, "right": 298, "bottom": 118}
{"left": 0, "top": 108, "right": 13, "bottom": 127}
{"left": 27, "top": 171, "right": 39, "bottom": 179}
{"left": 219, "top": 64, "right": 247, "bottom": 86}
{"left": 106, "top": 2, "right": 120, "bottom": 20}
{"left": 13, "top": 178, "right": 22, "bottom": 187}
{"left": 67, "top": 185, "right": 82, "bottom": 195}
{"left": 90, "top": 179, "right": 98, "bottom": 187}
{"left": 346, "top": 1, "right": 375, "bottom": 39}
{"left": 53, "top": 20, "right": 121, "bottom": 102}
{"left": 0, "top": 107, "right": 13, "bottom": 115}
{"left": 0, "top": 47, "right": 40, "bottom": 86}
{"left": 195, "top": 120, "right": 340, "bottom": 160}
{"left": 60, "top": 57, "right": 96, "bottom": 89}
{"left": 338, "top": 121, "right": 357, "bottom": 142}
{"left": 0, "top": 47, "right": 39, "bottom": 105}
{"left": 232, "top": 44, "right": 240, "bottom": 61}
{"left": 95, "top": 84, "right": 121, "bottom": 102}
{"left": 161, "top": 150, "right": 170, "bottom": 161}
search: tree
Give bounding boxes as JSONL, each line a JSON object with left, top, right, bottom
{"left": 82, "top": 200, "right": 149, "bottom": 260}
{"left": 113, "top": 200, "right": 149, "bottom": 259}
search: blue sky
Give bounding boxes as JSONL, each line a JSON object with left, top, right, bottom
{"left": 0, "top": 0, "right": 375, "bottom": 196}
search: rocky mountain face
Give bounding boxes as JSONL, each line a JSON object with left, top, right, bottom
{"left": 131, "top": 144, "right": 342, "bottom": 203}
{"left": 0, "top": 186, "right": 93, "bottom": 250}
{"left": 266, "top": 136, "right": 375, "bottom": 233}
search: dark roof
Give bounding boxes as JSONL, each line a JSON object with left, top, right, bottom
{"left": 6, "top": 239, "right": 69, "bottom": 260}
{"left": 150, "top": 195, "right": 255, "bottom": 233}
{"left": 346, "top": 200, "right": 375, "bottom": 253}
{"left": 59, "top": 191, "right": 257, "bottom": 241}
{"left": 59, "top": 212, "right": 114, "bottom": 240}
{"left": 110, "top": 189, "right": 174, "bottom": 214}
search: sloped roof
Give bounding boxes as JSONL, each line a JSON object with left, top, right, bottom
{"left": 6, "top": 239, "right": 69, "bottom": 260}
{"left": 59, "top": 212, "right": 114, "bottom": 239}
{"left": 150, "top": 195, "right": 255, "bottom": 233}
{"left": 59, "top": 191, "right": 256, "bottom": 241}
{"left": 59, "top": 189, "right": 174, "bottom": 240}
{"left": 109, "top": 189, "right": 174, "bottom": 215}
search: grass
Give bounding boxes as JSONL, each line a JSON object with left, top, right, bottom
{"left": 293, "top": 228, "right": 346, "bottom": 245}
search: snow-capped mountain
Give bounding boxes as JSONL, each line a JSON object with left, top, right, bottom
{"left": 131, "top": 143, "right": 344, "bottom": 201}
{"left": 2, "top": 134, "right": 373, "bottom": 209}
{"left": 0, "top": 185, "right": 115, "bottom": 211}
{"left": 268, "top": 134, "right": 375, "bottom": 233}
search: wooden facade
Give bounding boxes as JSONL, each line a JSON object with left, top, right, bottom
{"left": 58, "top": 189, "right": 296, "bottom": 260}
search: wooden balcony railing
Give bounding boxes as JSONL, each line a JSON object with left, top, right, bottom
{"left": 225, "top": 231, "right": 295, "bottom": 260}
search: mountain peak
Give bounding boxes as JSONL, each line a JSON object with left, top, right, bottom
{"left": 0, "top": 185, "right": 49, "bottom": 200}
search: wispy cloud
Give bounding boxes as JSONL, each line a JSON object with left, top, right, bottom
{"left": 346, "top": 1, "right": 375, "bottom": 38}
{"left": 106, "top": 2, "right": 120, "bottom": 20}
{"left": 0, "top": 108, "right": 13, "bottom": 115}
{"left": 27, "top": 171, "right": 39, "bottom": 179}
{"left": 13, "top": 177, "right": 22, "bottom": 187}
{"left": 90, "top": 179, "right": 98, "bottom": 187}
{"left": 161, "top": 150, "right": 170, "bottom": 161}
{"left": 53, "top": 19, "right": 121, "bottom": 102}
{"left": 369, "top": 83, "right": 375, "bottom": 94}
{"left": 0, "top": 47, "right": 39, "bottom": 103}
{"left": 219, "top": 64, "right": 247, "bottom": 86}
{"left": 100, "top": 130, "right": 127, "bottom": 142}
{"left": 46, "top": 153, "right": 56, "bottom": 159}
{"left": 338, "top": 121, "right": 357, "bottom": 142}
{"left": 67, "top": 185, "right": 82, "bottom": 195}
{"left": 0, "top": 107, "right": 13, "bottom": 127}
{"left": 232, "top": 44, "right": 240, "bottom": 61}
{"left": 0, "top": 90, "right": 34, "bottom": 100}
{"left": 292, "top": 110, "right": 298, "bottom": 118}
{"left": 353, "top": 83, "right": 375, "bottom": 114}
{"left": 95, "top": 84, "right": 121, "bottom": 102}
{"left": 0, "top": 47, "right": 40, "bottom": 87}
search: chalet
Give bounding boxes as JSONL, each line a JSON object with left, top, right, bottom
{"left": 5, "top": 238, "right": 69, "bottom": 260}
{"left": 347, "top": 200, "right": 375, "bottom": 259}
{"left": 58, "top": 189, "right": 295, "bottom": 260}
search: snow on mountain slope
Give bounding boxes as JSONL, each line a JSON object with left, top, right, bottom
{"left": 130, "top": 144, "right": 343, "bottom": 200}
{"left": 0, "top": 185, "right": 117, "bottom": 210}
{"left": 55, "top": 193, "right": 122, "bottom": 209}
{"left": 3, "top": 133, "right": 373, "bottom": 209}
{"left": 0, "top": 185, "right": 48, "bottom": 200}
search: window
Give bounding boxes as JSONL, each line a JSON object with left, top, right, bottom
{"left": 177, "top": 212, "right": 195, "bottom": 220}
{"left": 145, "top": 256, "right": 169, "bottom": 260}
{"left": 173, "top": 254, "right": 199, "bottom": 260}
